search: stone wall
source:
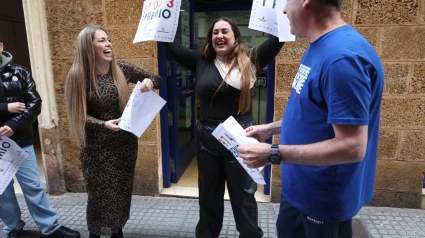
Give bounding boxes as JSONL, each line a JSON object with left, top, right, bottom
{"left": 271, "top": 0, "right": 425, "bottom": 208}
{"left": 43, "top": 0, "right": 161, "bottom": 195}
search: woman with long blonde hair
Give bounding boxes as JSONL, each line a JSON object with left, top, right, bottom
{"left": 165, "top": 17, "right": 284, "bottom": 237}
{"left": 65, "top": 25, "right": 162, "bottom": 238}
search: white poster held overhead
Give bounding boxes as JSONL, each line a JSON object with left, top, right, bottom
{"left": 133, "top": 0, "right": 181, "bottom": 43}
{"left": 249, "top": 0, "right": 279, "bottom": 36}
{"left": 275, "top": 0, "right": 295, "bottom": 42}
{"left": 212, "top": 117, "right": 266, "bottom": 185}
{"left": 0, "top": 136, "right": 29, "bottom": 195}
{"left": 119, "top": 82, "right": 166, "bottom": 138}
{"left": 248, "top": 0, "right": 295, "bottom": 42}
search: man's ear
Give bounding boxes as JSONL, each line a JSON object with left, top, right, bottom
{"left": 0, "top": 42, "right": 3, "bottom": 53}
{"left": 302, "top": 0, "right": 313, "bottom": 8}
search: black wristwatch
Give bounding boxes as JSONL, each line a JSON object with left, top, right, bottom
{"left": 268, "top": 144, "right": 281, "bottom": 165}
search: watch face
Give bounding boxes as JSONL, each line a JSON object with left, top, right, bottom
{"left": 269, "top": 154, "right": 280, "bottom": 164}
{"left": 269, "top": 144, "right": 281, "bottom": 164}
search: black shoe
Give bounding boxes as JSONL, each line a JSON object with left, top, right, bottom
{"left": 89, "top": 232, "right": 101, "bottom": 238}
{"left": 7, "top": 229, "right": 23, "bottom": 238}
{"left": 110, "top": 228, "right": 124, "bottom": 238}
{"left": 44, "top": 226, "right": 81, "bottom": 238}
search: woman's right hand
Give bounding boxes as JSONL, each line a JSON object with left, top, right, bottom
{"left": 140, "top": 78, "right": 154, "bottom": 92}
{"left": 105, "top": 118, "right": 121, "bottom": 131}
{"left": 245, "top": 124, "right": 273, "bottom": 142}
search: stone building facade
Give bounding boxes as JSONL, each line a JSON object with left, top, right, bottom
{"left": 20, "top": 0, "right": 425, "bottom": 207}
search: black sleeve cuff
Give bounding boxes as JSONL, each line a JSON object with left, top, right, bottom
{"left": 0, "top": 103, "right": 8, "bottom": 115}
{"left": 4, "top": 120, "right": 19, "bottom": 133}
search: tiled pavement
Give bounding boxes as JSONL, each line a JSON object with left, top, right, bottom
{"left": 1, "top": 193, "right": 425, "bottom": 237}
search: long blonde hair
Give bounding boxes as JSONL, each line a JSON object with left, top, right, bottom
{"left": 202, "top": 17, "right": 256, "bottom": 114}
{"left": 65, "top": 25, "right": 130, "bottom": 146}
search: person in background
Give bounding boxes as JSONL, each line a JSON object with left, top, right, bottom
{"left": 238, "top": 0, "right": 384, "bottom": 237}
{"left": 165, "top": 17, "right": 284, "bottom": 238}
{"left": 65, "top": 25, "right": 162, "bottom": 238}
{"left": 0, "top": 41, "right": 81, "bottom": 238}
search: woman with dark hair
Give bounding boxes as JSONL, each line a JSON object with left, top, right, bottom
{"left": 65, "top": 25, "right": 162, "bottom": 238}
{"left": 165, "top": 17, "right": 284, "bottom": 237}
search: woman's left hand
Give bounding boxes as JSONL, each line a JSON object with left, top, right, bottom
{"left": 140, "top": 78, "right": 154, "bottom": 92}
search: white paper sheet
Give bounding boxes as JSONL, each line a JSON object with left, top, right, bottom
{"left": 212, "top": 117, "right": 266, "bottom": 185}
{"left": 275, "top": 0, "right": 296, "bottom": 42}
{"left": 119, "top": 82, "right": 166, "bottom": 137}
{"left": 248, "top": 0, "right": 295, "bottom": 42}
{"left": 249, "top": 0, "right": 279, "bottom": 37}
{"left": 133, "top": 0, "right": 181, "bottom": 43}
{"left": 0, "top": 136, "right": 29, "bottom": 195}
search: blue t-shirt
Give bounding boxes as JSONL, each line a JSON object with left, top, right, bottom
{"left": 280, "top": 25, "right": 384, "bottom": 222}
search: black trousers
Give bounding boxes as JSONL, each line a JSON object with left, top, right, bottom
{"left": 195, "top": 115, "right": 263, "bottom": 238}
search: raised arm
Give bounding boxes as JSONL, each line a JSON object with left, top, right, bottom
{"left": 250, "top": 35, "right": 285, "bottom": 69}
{"left": 164, "top": 42, "right": 201, "bottom": 71}
{"left": 117, "top": 61, "right": 163, "bottom": 89}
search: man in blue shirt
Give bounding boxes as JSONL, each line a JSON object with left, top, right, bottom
{"left": 238, "top": 0, "right": 384, "bottom": 237}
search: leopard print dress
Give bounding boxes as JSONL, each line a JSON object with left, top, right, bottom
{"left": 80, "top": 61, "right": 162, "bottom": 236}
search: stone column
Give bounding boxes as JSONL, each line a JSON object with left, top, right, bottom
{"left": 22, "top": 0, "right": 65, "bottom": 194}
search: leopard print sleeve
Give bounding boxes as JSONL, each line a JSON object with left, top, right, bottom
{"left": 86, "top": 114, "right": 105, "bottom": 128}
{"left": 117, "top": 61, "right": 163, "bottom": 89}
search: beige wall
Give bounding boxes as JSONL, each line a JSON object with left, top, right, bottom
{"left": 271, "top": 0, "right": 425, "bottom": 208}
{"left": 43, "top": 0, "right": 162, "bottom": 195}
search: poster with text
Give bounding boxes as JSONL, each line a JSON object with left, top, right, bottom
{"left": 249, "top": 0, "right": 278, "bottom": 36}
{"left": 0, "top": 136, "right": 29, "bottom": 195}
{"left": 249, "top": 0, "right": 295, "bottom": 42}
{"left": 212, "top": 117, "right": 266, "bottom": 185}
{"left": 133, "top": 0, "right": 181, "bottom": 43}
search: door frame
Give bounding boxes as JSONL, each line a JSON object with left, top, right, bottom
{"left": 159, "top": 0, "right": 196, "bottom": 187}
{"left": 160, "top": 0, "right": 276, "bottom": 196}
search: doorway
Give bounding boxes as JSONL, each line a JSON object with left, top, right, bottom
{"left": 159, "top": 0, "right": 275, "bottom": 202}
{"left": 0, "top": 0, "right": 45, "bottom": 193}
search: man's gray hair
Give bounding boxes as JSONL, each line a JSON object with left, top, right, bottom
{"left": 320, "top": 0, "right": 344, "bottom": 10}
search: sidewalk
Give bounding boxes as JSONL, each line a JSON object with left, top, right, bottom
{"left": 1, "top": 193, "right": 425, "bottom": 238}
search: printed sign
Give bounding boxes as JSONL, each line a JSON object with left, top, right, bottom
{"left": 249, "top": 0, "right": 279, "bottom": 36}
{"left": 249, "top": 0, "right": 295, "bottom": 42}
{"left": 133, "top": 0, "right": 181, "bottom": 43}
{"left": 0, "top": 136, "right": 29, "bottom": 195}
{"left": 212, "top": 117, "right": 266, "bottom": 185}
